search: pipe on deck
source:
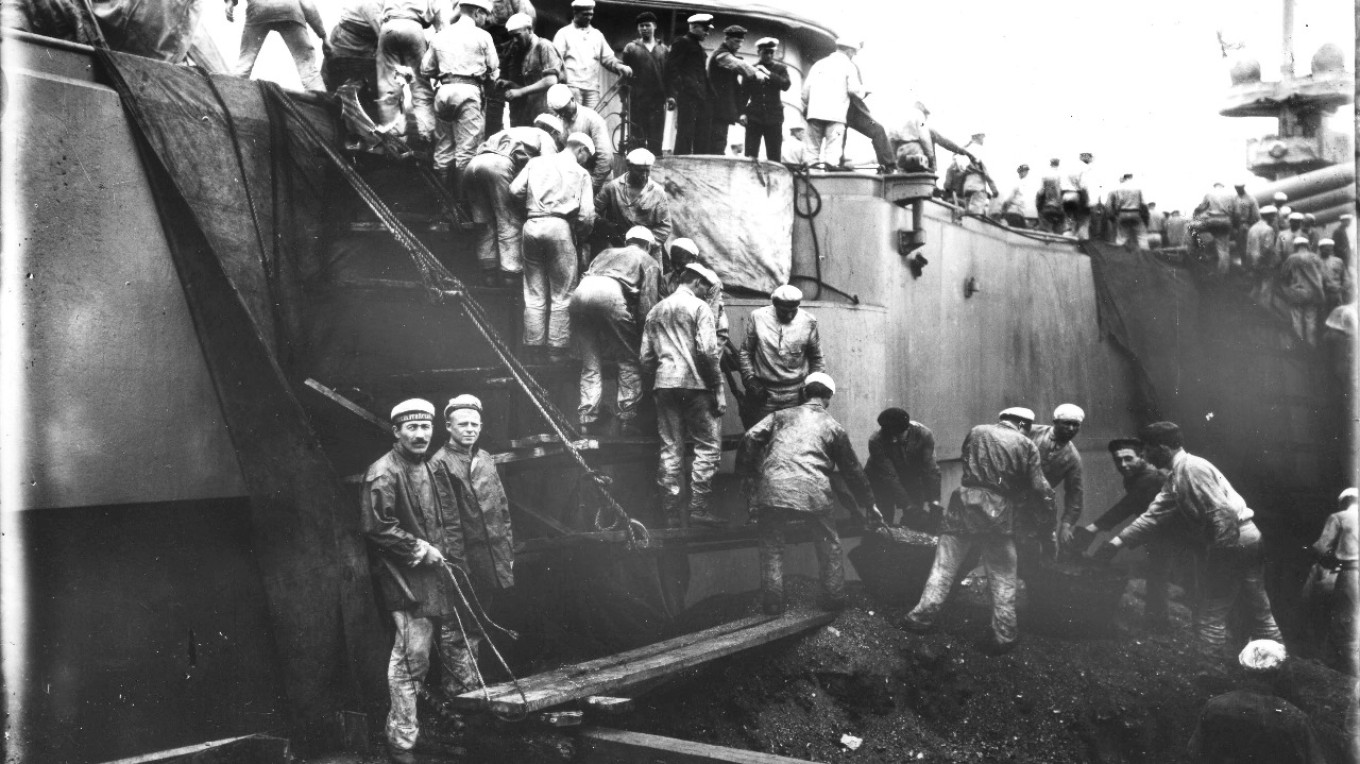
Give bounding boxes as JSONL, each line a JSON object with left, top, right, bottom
{"left": 1253, "top": 164, "right": 1355, "bottom": 206}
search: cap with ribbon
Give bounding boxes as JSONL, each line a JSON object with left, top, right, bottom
{"left": 687, "top": 12, "right": 713, "bottom": 24}
{"left": 770, "top": 284, "right": 803, "bottom": 303}
{"left": 756, "top": 36, "right": 779, "bottom": 48}
{"left": 804, "top": 371, "right": 836, "bottom": 395}
{"left": 684, "top": 262, "right": 718, "bottom": 285}
{"left": 670, "top": 237, "right": 698, "bottom": 256}
{"left": 999, "top": 406, "right": 1036, "bottom": 422}
{"left": 443, "top": 394, "right": 483, "bottom": 419}
{"left": 566, "top": 131, "right": 596, "bottom": 155}
{"left": 391, "top": 398, "right": 435, "bottom": 424}
{"left": 625, "top": 148, "right": 655, "bottom": 166}
{"left": 533, "top": 112, "right": 563, "bottom": 134}
{"left": 625, "top": 226, "right": 655, "bottom": 246}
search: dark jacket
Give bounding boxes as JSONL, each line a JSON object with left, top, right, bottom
{"left": 1091, "top": 461, "right": 1167, "bottom": 532}
{"left": 665, "top": 32, "right": 709, "bottom": 101}
{"left": 362, "top": 446, "right": 465, "bottom": 616}
{"left": 708, "top": 44, "right": 761, "bottom": 123}
{"left": 429, "top": 442, "right": 515, "bottom": 591}
{"left": 621, "top": 38, "right": 669, "bottom": 104}
{"left": 865, "top": 422, "right": 941, "bottom": 508}
{"left": 737, "top": 400, "right": 875, "bottom": 516}
{"left": 741, "top": 59, "right": 789, "bottom": 125}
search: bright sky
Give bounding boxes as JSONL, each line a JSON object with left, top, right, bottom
{"left": 211, "top": 0, "right": 1353, "bottom": 211}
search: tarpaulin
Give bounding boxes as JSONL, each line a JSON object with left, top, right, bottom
{"left": 3, "top": 0, "right": 219, "bottom": 66}
{"left": 656, "top": 155, "right": 793, "bottom": 294}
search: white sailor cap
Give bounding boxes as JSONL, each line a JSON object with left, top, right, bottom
{"left": 1340, "top": 487, "right": 1358, "bottom": 503}
{"left": 570, "top": 0, "right": 595, "bottom": 8}
{"left": 391, "top": 398, "right": 436, "bottom": 424}
{"left": 687, "top": 13, "right": 713, "bottom": 25}
{"left": 625, "top": 226, "right": 655, "bottom": 246}
{"left": 533, "top": 112, "right": 563, "bottom": 134}
{"left": 625, "top": 148, "right": 655, "bottom": 166}
{"left": 1293, "top": 235, "right": 1311, "bottom": 245}
{"left": 566, "top": 131, "right": 595, "bottom": 155}
{"left": 756, "top": 36, "right": 779, "bottom": 48}
{"left": 443, "top": 394, "right": 483, "bottom": 418}
{"left": 1289, "top": 212, "right": 1305, "bottom": 221}
{"left": 1273, "top": 191, "right": 1289, "bottom": 202}
{"left": 1320, "top": 238, "right": 1335, "bottom": 247}
{"left": 1341, "top": 214, "right": 1354, "bottom": 222}
{"left": 505, "top": 12, "right": 533, "bottom": 31}
{"left": 1260, "top": 205, "right": 1277, "bottom": 215}
{"left": 458, "top": 0, "right": 492, "bottom": 11}
{"left": 670, "top": 237, "right": 699, "bottom": 256}
{"left": 546, "top": 83, "right": 574, "bottom": 110}
{"left": 999, "top": 406, "right": 1036, "bottom": 422}
{"left": 770, "top": 284, "right": 803, "bottom": 303}
{"left": 684, "top": 262, "right": 719, "bottom": 285}
{"left": 804, "top": 371, "right": 836, "bottom": 395}
{"left": 1053, "top": 403, "right": 1085, "bottom": 423}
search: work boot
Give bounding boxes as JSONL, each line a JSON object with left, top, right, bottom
{"left": 900, "top": 615, "right": 936, "bottom": 634}
{"left": 688, "top": 511, "right": 727, "bottom": 528}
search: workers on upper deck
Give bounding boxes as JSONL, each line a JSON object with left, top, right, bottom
{"left": 740, "top": 37, "right": 790, "bottom": 161}
{"left": 999, "top": 164, "right": 1039, "bottom": 230}
{"left": 420, "top": 0, "right": 499, "bottom": 181}
{"left": 1193, "top": 182, "right": 1236, "bottom": 277}
{"left": 322, "top": 0, "right": 382, "bottom": 94}
{"left": 619, "top": 11, "right": 669, "bottom": 154}
{"left": 959, "top": 132, "right": 997, "bottom": 215}
{"left": 1107, "top": 172, "right": 1149, "bottom": 250}
{"left": 499, "top": 12, "right": 562, "bottom": 128}
{"left": 738, "top": 285, "right": 826, "bottom": 427}
{"left": 594, "top": 148, "right": 671, "bottom": 256}
{"left": 229, "top": 0, "right": 326, "bottom": 91}
{"left": 1230, "top": 179, "right": 1261, "bottom": 266}
{"left": 707, "top": 25, "right": 768, "bottom": 158}
{"left": 548, "top": 83, "right": 614, "bottom": 192}
{"left": 376, "top": 0, "right": 444, "bottom": 136}
{"left": 888, "top": 100, "right": 970, "bottom": 175}
{"left": 1037, "top": 158, "right": 1065, "bottom": 233}
{"left": 666, "top": 13, "right": 716, "bottom": 155}
{"left": 801, "top": 37, "right": 865, "bottom": 168}
{"left": 552, "top": 0, "right": 631, "bottom": 110}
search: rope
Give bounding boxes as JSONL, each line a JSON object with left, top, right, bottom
{"left": 261, "top": 84, "right": 650, "bottom": 549}
{"left": 439, "top": 562, "right": 529, "bottom": 722}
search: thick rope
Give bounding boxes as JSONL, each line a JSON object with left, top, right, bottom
{"left": 262, "top": 85, "right": 649, "bottom": 548}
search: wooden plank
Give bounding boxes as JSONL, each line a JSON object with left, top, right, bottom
{"left": 451, "top": 615, "right": 775, "bottom": 711}
{"left": 578, "top": 727, "right": 818, "bottom": 764}
{"left": 486, "top": 611, "right": 834, "bottom": 715}
{"left": 303, "top": 378, "right": 388, "bottom": 433}
{"left": 98, "top": 735, "right": 289, "bottom": 764}
{"left": 509, "top": 499, "right": 572, "bottom": 537}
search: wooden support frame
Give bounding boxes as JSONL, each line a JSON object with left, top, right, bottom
{"left": 578, "top": 728, "right": 817, "bottom": 764}
{"left": 98, "top": 735, "right": 290, "bottom": 764}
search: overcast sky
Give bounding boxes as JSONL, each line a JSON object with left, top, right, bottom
{"left": 213, "top": 0, "right": 1353, "bottom": 211}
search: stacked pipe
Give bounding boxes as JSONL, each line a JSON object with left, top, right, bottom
{"left": 1252, "top": 164, "right": 1356, "bottom": 225}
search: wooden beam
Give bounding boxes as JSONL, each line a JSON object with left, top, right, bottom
{"left": 578, "top": 728, "right": 817, "bottom": 764}
{"left": 509, "top": 499, "right": 572, "bottom": 537}
{"left": 303, "top": 378, "right": 388, "bottom": 432}
{"left": 98, "top": 735, "right": 289, "bottom": 764}
{"left": 456, "top": 611, "right": 833, "bottom": 715}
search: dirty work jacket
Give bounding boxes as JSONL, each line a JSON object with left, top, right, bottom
{"left": 1090, "top": 461, "right": 1167, "bottom": 532}
{"left": 1245, "top": 220, "right": 1279, "bottom": 271}
{"left": 421, "top": 14, "right": 498, "bottom": 81}
{"left": 945, "top": 422, "right": 1052, "bottom": 536}
{"left": 640, "top": 284, "right": 721, "bottom": 390}
{"left": 583, "top": 244, "right": 662, "bottom": 322}
{"left": 1030, "top": 424, "right": 1084, "bottom": 527}
{"left": 594, "top": 175, "right": 672, "bottom": 244}
{"left": 662, "top": 270, "right": 730, "bottom": 347}
{"left": 362, "top": 446, "right": 464, "bottom": 617}
{"left": 1119, "top": 450, "right": 1254, "bottom": 550}
{"left": 560, "top": 105, "right": 614, "bottom": 190}
{"left": 504, "top": 34, "right": 563, "bottom": 124}
{"left": 429, "top": 443, "right": 515, "bottom": 590}
{"left": 737, "top": 400, "right": 875, "bottom": 516}
{"left": 865, "top": 422, "right": 942, "bottom": 508}
{"left": 510, "top": 151, "right": 595, "bottom": 225}
{"left": 477, "top": 126, "right": 556, "bottom": 169}
{"left": 737, "top": 306, "right": 825, "bottom": 392}
{"left": 1277, "top": 250, "right": 1327, "bottom": 306}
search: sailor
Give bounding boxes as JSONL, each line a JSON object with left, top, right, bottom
{"left": 1000, "top": 164, "right": 1039, "bottom": 229}
{"left": 594, "top": 148, "right": 671, "bottom": 255}
{"left": 1306, "top": 487, "right": 1359, "bottom": 675}
{"left": 420, "top": 0, "right": 498, "bottom": 182}
{"left": 800, "top": 38, "right": 865, "bottom": 168}
{"left": 376, "top": 0, "right": 443, "bottom": 135}
{"left": 1036, "top": 158, "right": 1065, "bottom": 233}
{"left": 665, "top": 13, "right": 716, "bottom": 155}
{"left": 781, "top": 124, "right": 808, "bottom": 165}
{"left": 552, "top": 0, "right": 632, "bottom": 110}
{"left": 1034, "top": 404, "right": 1085, "bottom": 555}
{"left": 1164, "top": 209, "right": 1188, "bottom": 248}
{"left": 510, "top": 131, "right": 596, "bottom": 360}
{"left": 1330, "top": 213, "right": 1353, "bottom": 264}
{"left": 547, "top": 83, "right": 615, "bottom": 192}
{"left": 1245, "top": 205, "right": 1279, "bottom": 274}
{"left": 477, "top": 0, "right": 536, "bottom": 136}
{"left": 661, "top": 238, "right": 732, "bottom": 368}
{"left": 1146, "top": 202, "right": 1165, "bottom": 248}
{"left": 1230, "top": 179, "right": 1261, "bottom": 264}
{"left": 888, "top": 99, "right": 970, "bottom": 174}
{"left": 739, "top": 37, "right": 790, "bottom": 161}
{"left": 499, "top": 12, "right": 562, "bottom": 128}
{"left": 640, "top": 262, "right": 726, "bottom": 529}
{"left": 569, "top": 226, "right": 663, "bottom": 434}
{"left": 1320, "top": 239, "right": 1353, "bottom": 311}
{"left": 463, "top": 115, "right": 560, "bottom": 286}
{"left": 903, "top": 407, "right": 1053, "bottom": 653}
{"left": 620, "top": 11, "right": 670, "bottom": 154}
{"left": 1192, "top": 182, "right": 1236, "bottom": 276}
{"left": 707, "top": 25, "right": 768, "bottom": 156}
{"left": 865, "top": 407, "right": 942, "bottom": 530}
{"left": 841, "top": 49, "right": 897, "bottom": 173}
{"left": 737, "top": 372, "right": 881, "bottom": 614}
{"left": 1062, "top": 152, "right": 1095, "bottom": 240}
{"left": 1277, "top": 211, "right": 1305, "bottom": 263}
{"left": 228, "top": 0, "right": 326, "bottom": 91}
{"left": 1276, "top": 236, "right": 1327, "bottom": 346}
{"left": 1077, "top": 152, "right": 1108, "bottom": 241}
{"left": 429, "top": 394, "right": 515, "bottom": 610}
{"left": 956, "top": 133, "right": 997, "bottom": 215}
{"left": 361, "top": 399, "right": 475, "bottom": 762}
{"left": 1107, "top": 173, "right": 1149, "bottom": 249}
{"left": 1070, "top": 439, "right": 1175, "bottom": 628}
{"left": 1303, "top": 213, "right": 1320, "bottom": 252}
{"left": 322, "top": 0, "right": 382, "bottom": 94}
{"left": 1094, "top": 422, "right": 1284, "bottom": 664}
{"left": 737, "top": 285, "right": 826, "bottom": 426}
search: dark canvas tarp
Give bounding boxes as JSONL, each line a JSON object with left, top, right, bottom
{"left": 4, "top": 0, "right": 222, "bottom": 67}
{"left": 98, "top": 49, "right": 385, "bottom": 746}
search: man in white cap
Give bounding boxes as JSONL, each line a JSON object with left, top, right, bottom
{"left": 463, "top": 116, "right": 560, "bottom": 286}
{"left": 800, "top": 38, "right": 865, "bottom": 167}
{"left": 1095, "top": 422, "right": 1283, "bottom": 665}
{"left": 1230, "top": 179, "right": 1260, "bottom": 264}
{"left": 1107, "top": 173, "right": 1149, "bottom": 250}
{"left": 1330, "top": 212, "right": 1353, "bottom": 264}
{"left": 1277, "top": 210, "right": 1305, "bottom": 263}
{"left": 229, "top": 0, "right": 326, "bottom": 91}
{"left": 737, "top": 371, "right": 881, "bottom": 614}
{"left": 1303, "top": 212, "right": 1321, "bottom": 253}
{"left": 548, "top": 83, "right": 614, "bottom": 192}
{"left": 375, "top": 0, "right": 444, "bottom": 136}
{"left": 419, "top": 0, "right": 499, "bottom": 182}
{"left": 1032, "top": 404, "right": 1085, "bottom": 555}
{"left": 620, "top": 11, "right": 669, "bottom": 153}
{"left": 1276, "top": 235, "right": 1327, "bottom": 345}
{"left": 429, "top": 394, "right": 515, "bottom": 620}
{"left": 1307, "top": 487, "right": 1358, "bottom": 674}
{"left": 707, "top": 25, "right": 769, "bottom": 154}
{"left": 641, "top": 261, "right": 726, "bottom": 528}
{"left": 661, "top": 238, "right": 732, "bottom": 360}
{"left": 1245, "top": 205, "right": 1280, "bottom": 274}
{"left": 904, "top": 407, "right": 1052, "bottom": 653}
{"left": 1193, "top": 182, "right": 1237, "bottom": 276}
{"left": 552, "top": 0, "right": 632, "bottom": 110}
{"left": 665, "top": 13, "right": 716, "bottom": 155}
{"left": 570, "top": 226, "right": 663, "bottom": 434}
{"left": 737, "top": 284, "right": 826, "bottom": 426}
{"left": 1320, "top": 238, "right": 1352, "bottom": 311}
{"left": 594, "top": 148, "right": 671, "bottom": 255}
{"left": 739, "top": 36, "right": 790, "bottom": 160}
{"left": 362, "top": 399, "right": 476, "bottom": 762}
{"left": 498, "top": 11, "right": 563, "bottom": 128}
{"left": 510, "top": 131, "right": 596, "bottom": 359}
